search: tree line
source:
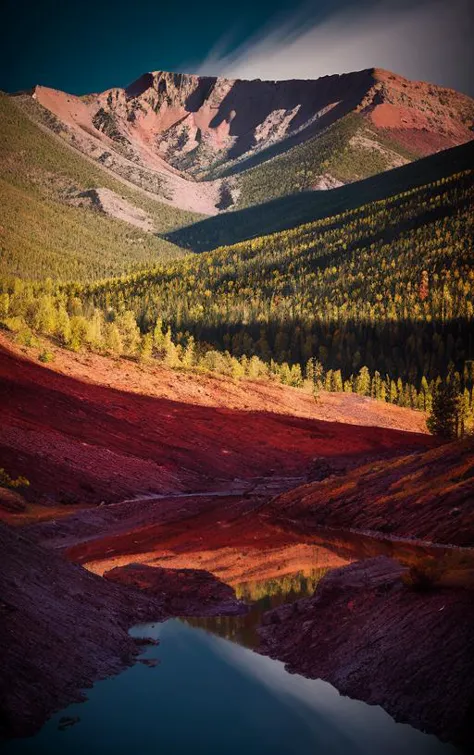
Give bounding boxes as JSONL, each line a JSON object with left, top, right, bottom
{"left": 1, "top": 160, "right": 472, "bottom": 437}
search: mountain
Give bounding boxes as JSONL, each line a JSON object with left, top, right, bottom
{"left": 0, "top": 94, "right": 199, "bottom": 281}
{"left": 14, "top": 68, "right": 474, "bottom": 215}
{"left": 67, "top": 144, "right": 472, "bottom": 399}
{"left": 2, "top": 56, "right": 474, "bottom": 750}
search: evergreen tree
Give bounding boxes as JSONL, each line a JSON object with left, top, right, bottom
{"left": 104, "top": 322, "right": 123, "bottom": 356}
{"left": 427, "top": 382, "right": 464, "bottom": 439}
{"left": 181, "top": 336, "right": 196, "bottom": 369}
{"left": 355, "top": 366, "right": 371, "bottom": 396}
{"left": 139, "top": 332, "right": 153, "bottom": 362}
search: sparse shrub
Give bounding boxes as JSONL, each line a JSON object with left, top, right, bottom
{"left": 17, "top": 328, "right": 40, "bottom": 348}
{"left": 0, "top": 468, "right": 30, "bottom": 489}
{"left": 402, "top": 552, "right": 474, "bottom": 591}
{"left": 38, "top": 349, "right": 54, "bottom": 363}
{"left": 402, "top": 558, "right": 442, "bottom": 591}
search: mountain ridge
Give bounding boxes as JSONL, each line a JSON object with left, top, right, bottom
{"left": 16, "top": 66, "right": 473, "bottom": 215}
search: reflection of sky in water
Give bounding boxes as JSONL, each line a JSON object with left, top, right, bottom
{"left": 3, "top": 570, "right": 461, "bottom": 755}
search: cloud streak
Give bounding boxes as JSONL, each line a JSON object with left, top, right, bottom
{"left": 187, "top": 0, "right": 473, "bottom": 95}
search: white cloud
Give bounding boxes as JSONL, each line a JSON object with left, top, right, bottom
{"left": 185, "top": 0, "right": 473, "bottom": 94}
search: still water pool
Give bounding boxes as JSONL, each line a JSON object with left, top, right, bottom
{"left": 4, "top": 573, "right": 462, "bottom": 755}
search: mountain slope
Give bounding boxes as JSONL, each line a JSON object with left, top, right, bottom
{"left": 69, "top": 150, "right": 473, "bottom": 395}
{"left": 0, "top": 333, "right": 432, "bottom": 508}
{"left": 0, "top": 94, "right": 200, "bottom": 280}
{"left": 267, "top": 439, "right": 474, "bottom": 546}
{"left": 164, "top": 139, "right": 474, "bottom": 251}
{"left": 17, "top": 67, "right": 474, "bottom": 215}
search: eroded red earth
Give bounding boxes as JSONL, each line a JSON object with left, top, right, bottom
{"left": 1, "top": 334, "right": 473, "bottom": 746}
{"left": 0, "top": 334, "right": 436, "bottom": 510}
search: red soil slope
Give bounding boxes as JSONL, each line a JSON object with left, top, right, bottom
{"left": 268, "top": 439, "right": 474, "bottom": 546}
{"left": 361, "top": 68, "right": 474, "bottom": 155}
{"left": 0, "top": 522, "right": 166, "bottom": 737}
{"left": 0, "top": 335, "right": 436, "bottom": 508}
{"left": 32, "top": 67, "right": 474, "bottom": 189}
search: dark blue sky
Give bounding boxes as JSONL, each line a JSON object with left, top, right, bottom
{"left": 1, "top": 0, "right": 473, "bottom": 95}
{"left": 1, "top": 0, "right": 334, "bottom": 93}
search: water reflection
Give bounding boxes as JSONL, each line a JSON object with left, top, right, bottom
{"left": 3, "top": 618, "right": 461, "bottom": 755}
{"left": 185, "top": 568, "right": 329, "bottom": 648}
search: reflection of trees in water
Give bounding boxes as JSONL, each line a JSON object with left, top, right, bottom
{"left": 235, "top": 569, "right": 329, "bottom": 602}
{"left": 185, "top": 569, "right": 329, "bottom": 650}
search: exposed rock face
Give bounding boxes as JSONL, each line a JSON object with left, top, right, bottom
{"left": 70, "top": 187, "right": 155, "bottom": 231}
{"left": 258, "top": 557, "right": 474, "bottom": 747}
{"left": 104, "top": 563, "right": 247, "bottom": 616}
{"left": 31, "top": 67, "right": 474, "bottom": 203}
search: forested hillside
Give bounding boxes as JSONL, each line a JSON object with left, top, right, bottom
{"left": 221, "top": 114, "right": 416, "bottom": 208}
{"left": 1, "top": 145, "right": 472, "bottom": 422}
{"left": 166, "top": 140, "right": 474, "bottom": 251}
{"left": 0, "top": 95, "right": 200, "bottom": 280}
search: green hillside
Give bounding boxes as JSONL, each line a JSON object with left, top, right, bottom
{"left": 0, "top": 94, "right": 200, "bottom": 281}
{"left": 165, "top": 139, "right": 474, "bottom": 252}
{"left": 1, "top": 91, "right": 473, "bottom": 418}
{"left": 5, "top": 149, "right": 472, "bottom": 414}
{"left": 230, "top": 114, "right": 417, "bottom": 209}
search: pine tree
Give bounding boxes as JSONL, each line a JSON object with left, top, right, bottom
{"left": 181, "top": 336, "right": 196, "bottom": 369}
{"left": 427, "top": 382, "right": 463, "bottom": 439}
{"left": 55, "top": 305, "right": 71, "bottom": 346}
{"left": 33, "top": 296, "right": 56, "bottom": 335}
{"left": 105, "top": 322, "right": 123, "bottom": 356}
{"left": 355, "top": 366, "right": 371, "bottom": 396}
{"left": 139, "top": 332, "right": 153, "bottom": 362}
{"left": 0, "top": 293, "right": 10, "bottom": 318}
{"left": 116, "top": 311, "right": 140, "bottom": 355}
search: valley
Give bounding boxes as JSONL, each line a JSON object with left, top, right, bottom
{"left": 1, "top": 330, "right": 473, "bottom": 748}
{"left": 1, "top": 54, "right": 474, "bottom": 755}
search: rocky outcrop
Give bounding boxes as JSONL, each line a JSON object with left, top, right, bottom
{"left": 69, "top": 187, "right": 155, "bottom": 231}
{"left": 258, "top": 557, "right": 474, "bottom": 747}
{"left": 104, "top": 563, "right": 247, "bottom": 616}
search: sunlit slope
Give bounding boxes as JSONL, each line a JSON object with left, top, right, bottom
{"left": 0, "top": 94, "right": 200, "bottom": 280}
{"left": 268, "top": 438, "right": 474, "bottom": 546}
{"left": 165, "top": 139, "right": 474, "bottom": 252}
{"left": 75, "top": 152, "right": 473, "bottom": 390}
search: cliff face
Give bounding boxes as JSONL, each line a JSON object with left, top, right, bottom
{"left": 32, "top": 67, "right": 474, "bottom": 190}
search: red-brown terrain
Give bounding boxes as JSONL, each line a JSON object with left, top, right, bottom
{"left": 0, "top": 522, "right": 247, "bottom": 738}
{"left": 17, "top": 67, "right": 473, "bottom": 214}
{"left": 258, "top": 557, "right": 474, "bottom": 747}
{"left": 0, "top": 332, "right": 434, "bottom": 512}
{"left": 2, "top": 332, "right": 473, "bottom": 746}
{"left": 267, "top": 439, "right": 474, "bottom": 546}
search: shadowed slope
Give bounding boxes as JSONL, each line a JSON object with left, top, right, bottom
{"left": 164, "top": 138, "right": 474, "bottom": 251}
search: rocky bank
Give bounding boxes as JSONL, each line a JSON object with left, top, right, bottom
{"left": 258, "top": 556, "right": 474, "bottom": 747}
